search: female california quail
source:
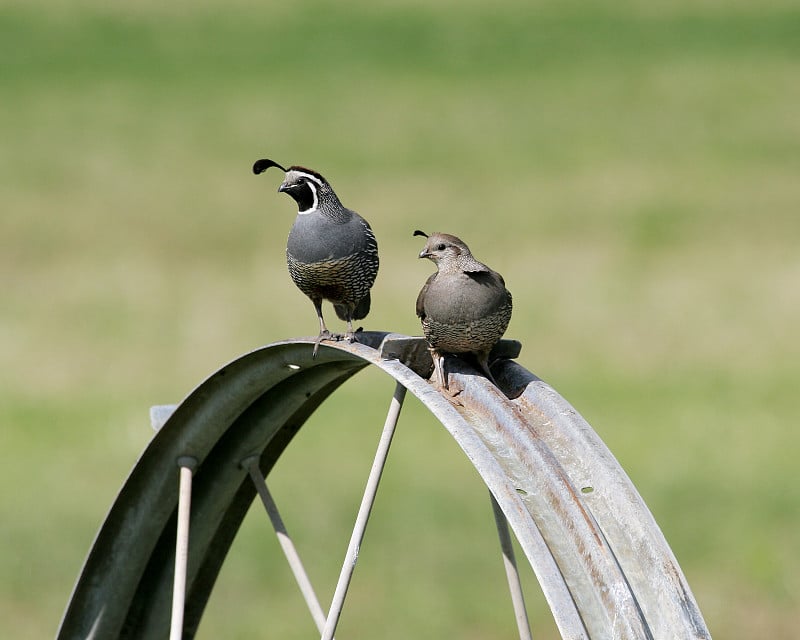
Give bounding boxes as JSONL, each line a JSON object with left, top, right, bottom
{"left": 414, "top": 230, "right": 512, "bottom": 389}
{"left": 253, "top": 159, "right": 379, "bottom": 357}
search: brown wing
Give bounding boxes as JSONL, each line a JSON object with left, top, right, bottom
{"left": 415, "top": 272, "right": 437, "bottom": 319}
{"left": 467, "top": 269, "right": 507, "bottom": 291}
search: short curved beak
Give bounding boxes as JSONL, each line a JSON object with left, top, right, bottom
{"left": 418, "top": 250, "right": 430, "bottom": 259}
{"left": 278, "top": 181, "right": 290, "bottom": 194}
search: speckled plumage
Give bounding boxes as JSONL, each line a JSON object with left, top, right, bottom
{"left": 286, "top": 251, "right": 375, "bottom": 320}
{"left": 254, "top": 159, "right": 379, "bottom": 356}
{"left": 415, "top": 231, "right": 512, "bottom": 388}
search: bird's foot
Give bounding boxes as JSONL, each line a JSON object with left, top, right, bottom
{"left": 343, "top": 327, "right": 364, "bottom": 344}
{"left": 434, "top": 381, "right": 463, "bottom": 400}
{"left": 430, "top": 374, "right": 463, "bottom": 401}
{"left": 430, "top": 351, "right": 460, "bottom": 395}
{"left": 312, "top": 330, "right": 333, "bottom": 358}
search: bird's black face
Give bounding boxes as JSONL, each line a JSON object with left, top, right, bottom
{"left": 279, "top": 171, "right": 324, "bottom": 214}
{"left": 279, "top": 178, "right": 317, "bottom": 213}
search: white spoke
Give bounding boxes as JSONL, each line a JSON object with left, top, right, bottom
{"left": 242, "top": 456, "right": 329, "bottom": 635}
{"left": 321, "top": 382, "right": 407, "bottom": 640}
{"left": 490, "top": 491, "right": 533, "bottom": 640}
{"left": 170, "top": 456, "right": 197, "bottom": 640}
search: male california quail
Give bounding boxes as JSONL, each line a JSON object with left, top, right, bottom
{"left": 253, "top": 159, "right": 379, "bottom": 357}
{"left": 414, "top": 230, "right": 512, "bottom": 389}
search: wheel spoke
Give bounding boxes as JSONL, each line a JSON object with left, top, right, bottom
{"left": 490, "top": 491, "right": 533, "bottom": 640}
{"left": 320, "top": 381, "right": 407, "bottom": 640}
{"left": 59, "top": 334, "right": 711, "bottom": 640}
{"left": 242, "top": 456, "right": 329, "bottom": 635}
{"left": 170, "top": 456, "right": 197, "bottom": 640}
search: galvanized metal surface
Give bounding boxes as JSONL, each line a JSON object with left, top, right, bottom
{"left": 57, "top": 331, "right": 711, "bottom": 639}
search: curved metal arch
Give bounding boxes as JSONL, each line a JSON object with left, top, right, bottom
{"left": 57, "top": 331, "right": 710, "bottom": 639}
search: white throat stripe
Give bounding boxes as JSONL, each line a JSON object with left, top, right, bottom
{"left": 298, "top": 180, "right": 319, "bottom": 214}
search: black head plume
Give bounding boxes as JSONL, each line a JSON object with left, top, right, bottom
{"left": 413, "top": 230, "right": 428, "bottom": 238}
{"left": 253, "top": 158, "right": 288, "bottom": 175}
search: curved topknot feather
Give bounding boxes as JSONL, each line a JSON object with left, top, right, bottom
{"left": 253, "top": 158, "right": 288, "bottom": 175}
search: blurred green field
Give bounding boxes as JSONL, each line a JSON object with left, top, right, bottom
{"left": 2, "top": 0, "right": 799, "bottom": 637}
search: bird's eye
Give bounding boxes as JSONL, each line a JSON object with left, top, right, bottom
{"left": 436, "top": 243, "right": 446, "bottom": 251}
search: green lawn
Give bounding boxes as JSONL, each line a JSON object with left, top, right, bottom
{"left": 2, "top": 1, "right": 799, "bottom": 637}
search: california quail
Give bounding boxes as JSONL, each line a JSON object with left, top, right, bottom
{"left": 414, "top": 230, "right": 512, "bottom": 389}
{"left": 253, "top": 159, "right": 379, "bottom": 357}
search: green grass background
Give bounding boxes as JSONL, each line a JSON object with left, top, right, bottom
{"left": 2, "top": 0, "right": 799, "bottom": 637}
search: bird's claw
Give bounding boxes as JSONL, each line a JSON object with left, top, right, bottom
{"left": 312, "top": 330, "right": 333, "bottom": 358}
{"left": 314, "top": 330, "right": 362, "bottom": 357}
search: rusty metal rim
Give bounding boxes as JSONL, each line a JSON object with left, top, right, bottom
{"left": 57, "top": 331, "right": 710, "bottom": 639}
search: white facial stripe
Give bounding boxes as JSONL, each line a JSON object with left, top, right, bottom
{"left": 293, "top": 171, "right": 324, "bottom": 188}
{"left": 297, "top": 180, "right": 318, "bottom": 214}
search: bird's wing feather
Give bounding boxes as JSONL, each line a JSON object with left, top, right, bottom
{"left": 466, "top": 270, "right": 502, "bottom": 286}
{"left": 462, "top": 265, "right": 491, "bottom": 274}
{"left": 416, "top": 272, "right": 437, "bottom": 319}
{"left": 460, "top": 256, "right": 492, "bottom": 275}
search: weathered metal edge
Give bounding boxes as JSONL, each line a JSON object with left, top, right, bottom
{"left": 57, "top": 332, "right": 711, "bottom": 639}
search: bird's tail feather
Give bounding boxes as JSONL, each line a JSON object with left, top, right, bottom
{"left": 352, "top": 292, "right": 371, "bottom": 320}
{"left": 335, "top": 293, "right": 371, "bottom": 322}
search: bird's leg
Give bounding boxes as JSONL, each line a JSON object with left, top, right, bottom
{"left": 344, "top": 316, "right": 356, "bottom": 343}
{"left": 341, "top": 302, "right": 368, "bottom": 344}
{"left": 476, "top": 352, "right": 500, "bottom": 387}
{"left": 312, "top": 298, "right": 331, "bottom": 358}
{"left": 430, "top": 349, "right": 449, "bottom": 390}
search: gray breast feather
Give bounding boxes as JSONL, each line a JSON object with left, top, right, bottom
{"left": 421, "top": 270, "right": 510, "bottom": 322}
{"left": 287, "top": 209, "right": 376, "bottom": 264}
